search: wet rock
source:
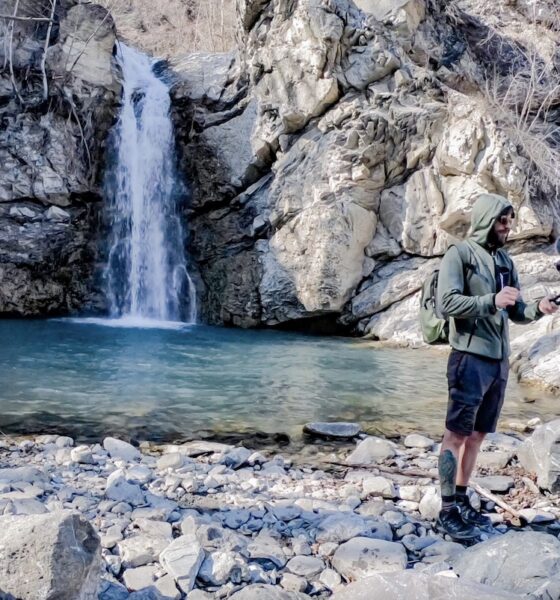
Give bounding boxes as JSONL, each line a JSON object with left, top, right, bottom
{"left": 332, "top": 537, "right": 407, "bottom": 580}
{"left": 518, "top": 420, "right": 560, "bottom": 491}
{"left": 452, "top": 531, "right": 560, "bottom": 598}
{"left": 346, "top": 437, "right": 396, "bottom": 465}
{"left": 160, "top": 534, "right": 205, "bottom": 593}
{"left": 0, "top": 511, "right": 101, "bottom": 599}
{"left": 330, "top": 571, "right": 523, "bottom": 599}
{"left": 303, "top": 423, "right": 361, "bottom": 439}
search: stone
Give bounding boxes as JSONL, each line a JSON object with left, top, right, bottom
{"left": 518, "top": 508, "right": 557, "bottom": 524}
{"left": 0, "top": 467, "right": 46, "bottom": 484}
{"left": 229, "top": 584, "right": 310, "bottom": 599}
{"left": 471, "top": 476, "right": 515, "bottom": 493}
{"left": 422, "top": 541, "right": 465, "bottom": 563}
{"left": 247, "top": 530, "right": 288, "bottom": 568}
{"left": 362, "top": 476, "right": 396, "bottom": 499}
{"left": 106, "top": 470, "right": 145, "bottom": 506}
{"left": 330, "top": 571, "right": 523, "bottom": 599}
{"left": 319, "top": 568, "right": 342, "bottom": 590}
{"left": 71, "top": 445, "right": 96, "bottom": 464}
{"left": 452, "top": 531, "right": 560, "bottom": 598}
{"left": 0, "top": 511, "right": 101, "bottom": 599}
{"left": 332, "top": 537, "right": 407, "bottom": 580}
{"left": 157, "top": 453, "right": 184, "bottom": 470}
{"left": 45, "top": 205, "right": 71, "bottom": 222}
{"left": 122, "top": 565, "right": 157, "bottom": 591}
{"left": 517, "top": 419, "right": 560, "bottom": 491}
{"left": 346, "top": 437, "right": 396, "bottom": 465}
{"left": 286, "top": 555, "right": 325, "bottom": 578}
{"left": 281, "top": 573, "right": 307, "bottom": 593}
{"left": 418, "top": 487, "right": 441, "bottom": 520}
{"left": 221, "top": 447, "right": 252, "bottom": 469}
{"left": 154, "top": 574, "right": 180, "bottom": 600}
{"left": 160, "top": 534, "right": 205, "bottom": 593}
{"left": 198, "top": 550, "right": 245, "bottom": 586}
{"left": 118, "top": 535, "right": 169, "bottom": 568}
{"left": 303, "top": 423, "right": 361, "bottom": 439}
{"left": 134, "top": 518, "right": 173, "bottom": 540}
{"left": 404, "top": 434, "right": 434, "bottom": 449}
{"left": 315, "top": 513, "right": 392, "bottom": 544}
{"left": 103, "top": 437, "right": 141, "bottom": 461}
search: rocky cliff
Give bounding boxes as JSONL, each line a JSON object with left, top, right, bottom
{"left": 0, "top": 0, "right": 120, "bottom": 314}
{"left": 171, "top": 0, "right": 560, "bottom": 387}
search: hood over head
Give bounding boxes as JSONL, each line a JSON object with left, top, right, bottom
{"left": 469, "top": 193, "right": 513, "bottom": 247}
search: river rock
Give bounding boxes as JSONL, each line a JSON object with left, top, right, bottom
{"left": 346, "top": 437, "right": 396, "bottom": 465}
{"left": 286, "top": 556, "right": 325, "bottom": 578}
{"left": 332, "top": 537, "right": 407, "bottom": 580}
{"left": 104, "top": 437, "right": 141, "bottom": 462}
{"left": 118, "top": 535, "right": 169, "bottom": 568}
{"left": 330, "top": 572, "right": 523, "bottom": 599}
{"left": 106, "top": 470, "right": 145, "bottom": 505}
{"left": 362, "top": 476, "right": 396, "bottom": 499}
{"left": 0, "top": 511, "right": 101, "bottom": 599}
{"left": 122, "top": 565, "right": 157, "bottom": 591}
{"left": 476, "top": 451, "right": 511, "bottom": 470}
{"left": 315, "top": 513, "right": 392, "bottom": 544}
{"left": 418, "top": 487, "right": 441, "bottom": 520}
{"left": 517, "top": 419, "right": 560, "bottom": 491}
{"left": 303, "top": 423, "right": 361, "bottom": 439}
{"left": 471, "top": 475, "right": 515, "bottom": 493}
{"left": 452, "top": 531, "right": 560, "bottom": 598}
{"left": 229, "top": 584, "right": 311, "bottom": 599}
{"left": 403, "top": 434, "right": 434, "bottom": 449}
{"left": 198, "top": 550, "right": 245, "bottom": 585}
{"left": 160, "top": 534, "right": 205, "bottom": 593}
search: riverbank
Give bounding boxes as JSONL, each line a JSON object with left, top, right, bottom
{"left": 1, "top": 422, "right": 560, "bottom": 599}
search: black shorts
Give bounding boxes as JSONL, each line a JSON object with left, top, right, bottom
{"left": 445, "top": 349, "right": 509, "bottom": 436}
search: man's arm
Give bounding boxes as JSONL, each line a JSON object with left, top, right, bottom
{"left": 507, "top": 263, "right": 544, "bottom": 323}
{"left": 437, "top": 246, "right": 496, "bottom": 319}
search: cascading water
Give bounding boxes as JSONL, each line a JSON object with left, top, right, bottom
{"left": 104, "top": 44, "right": 196, "bottom": 326}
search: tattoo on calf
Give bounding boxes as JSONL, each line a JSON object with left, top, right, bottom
{"left": 439, "top": 449, "right": 457, "bottom": 498}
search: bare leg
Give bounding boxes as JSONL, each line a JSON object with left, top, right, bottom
{"left": 457, "top": 431, "right": 486, "bottom": 486}
{"left": 439, "top": 429, "right": 468, "bottom": 503}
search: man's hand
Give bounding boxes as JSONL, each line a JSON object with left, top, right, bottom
{"left": 495, "top": 286, "right": 520, "bottom": 309}
{"left": 538, "top": 295, "right": 559, "bottom": 315}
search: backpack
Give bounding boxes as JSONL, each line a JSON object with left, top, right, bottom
{"left": 419, "top": 242, "right": 474, "bottom": 345}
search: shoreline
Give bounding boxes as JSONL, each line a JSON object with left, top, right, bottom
{"left": 1, "top": 420, "right": 559, "bottom": 599}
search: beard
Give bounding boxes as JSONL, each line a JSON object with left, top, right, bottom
{"left": 487, "top": 228, "right": 508, "bottom": 248}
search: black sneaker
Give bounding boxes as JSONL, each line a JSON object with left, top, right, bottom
{"left": 457, "top": 498, "right": 493, "bottom": 529}
{"left": 436, "top": 506, "right": 480, "bottom": 541}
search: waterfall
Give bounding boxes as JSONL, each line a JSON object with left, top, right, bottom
{"left": 104, "top": 44, "right": 196, "bottom": 325}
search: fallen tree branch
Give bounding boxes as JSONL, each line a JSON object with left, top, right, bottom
{"left": 322, "top": 460, "right": 437, "bottom": 480}
{"left": 471, "top": 482, "right": 522, "bottom": 519}
{"left": 0, "top": 14, "right": 53, "bottom": 22}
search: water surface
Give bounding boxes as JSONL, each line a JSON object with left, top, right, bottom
{"left": 0, "top": 320, "right": 556, "bottom": 443}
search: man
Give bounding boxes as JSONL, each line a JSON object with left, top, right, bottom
{"left": 435, "top": 192, "right": 558, "bottom": 540}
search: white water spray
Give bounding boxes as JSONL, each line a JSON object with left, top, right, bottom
{"left": 104, "top": 44, "right": 196, "bottom": 325}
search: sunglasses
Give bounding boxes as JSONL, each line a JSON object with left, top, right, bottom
{"left": 498, "top": 215, "right": 514, "bottom": 226}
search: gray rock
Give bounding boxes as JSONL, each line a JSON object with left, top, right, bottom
{"left": 281, "top": 573, "right": 308, "bottom": 593}
{"left": 330, "top": 572, "right": 523, "bottom": 599}
{"left": 154, "top": 574, "right": 180, "bottom": 600}
{"left": 0, "top": 511, "right": 101, "bottom": 599}
{"left": 0, "top": 466, "right": 46, "bottom": 484}
{"left": 157, "top": 453, "right": 184, "bottom": 470}
{"left": 247, "top": 530, "right": 288, "bottom": 568}
{"left": 118, "top": 535, "right": 169, "bottom": 568}
{"left": 198, "top": 550, "right": 245, "bottom": 585}
{"left": 471, "top": 475, "right": 515, "bottom": 492}
{"left": 103, "top": 437, "right": 141, "bottom": 461}
{"left": 518, "top": 419, "right": 560, "bottom": 491}
{"left": 45, "top": 205, "right": 71, "bottom": 222}
{"left": 286, "top": 555, "right": 325, "bottom": 578}
{"left": 229, "top": 584, "right": 310, "bottom": 599}
{"left": 404, "top": 434, "right": 434, "bottom": 449}
{"left": 221, "top": 447, "right": 252, "bottom": 469}
{"left": 122, "top": 565, "right": 157, "bottom": 591}
{"left": 160, "top": 534, "right": 205, "bottom": 593}
{"left": 315, "top": 513, "right": 392, "bottom": 544}
{"left": 421, "top": 540, "right": 465, "bottom": 563}
{"left": 476, "top": 451, "right": 511, "bottom": 470}
{"left": 319, "top": 568, "right": 342, "bottom": 590}
{"left": 303, "top": 422, "right": 361, "bottom": 439}
{"left": 452, "top": 531, "right": 560, "bottom": 598}
{"left": 106, "top": 470, "right": 145, "bottom": 506}
{"left": 518, "top": 508, "right": 556, "bottom": 524}
{"left": 362, "top": 476, "right": 396, "bottom": 499}
{"left": 332, "top": 537, "right": 407, "bottom": 580}
{"left": 346, "top": 437, "right": 396, "bottom": 465}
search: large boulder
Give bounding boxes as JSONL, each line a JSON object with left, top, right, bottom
{"left": 330, "top": 571, "right": 523, "bottom": 599}
{"left": 452, "top": 531, "right": 560, "bottom": 599}
{"left": 517, "top": 420, "right": 560, "bottom": 491}
{"left": 0, "top": 511, "right": 102, "bottom": 600}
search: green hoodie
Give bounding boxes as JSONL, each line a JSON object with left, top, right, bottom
{"left": 437, "top": 192, "right": 542, "bottom": 359}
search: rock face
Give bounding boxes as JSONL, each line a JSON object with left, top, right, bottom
{"left": 172, "top": 0, "right": 560, "bottom": 346}
{"left": 452, "top": 531, "right": 560, "bottom": 599}
{"left": 0, "top": 511, "right": 101, "bottom": 600}
{"left": 0, "top": 0, "right": 120, "bottom": 315}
